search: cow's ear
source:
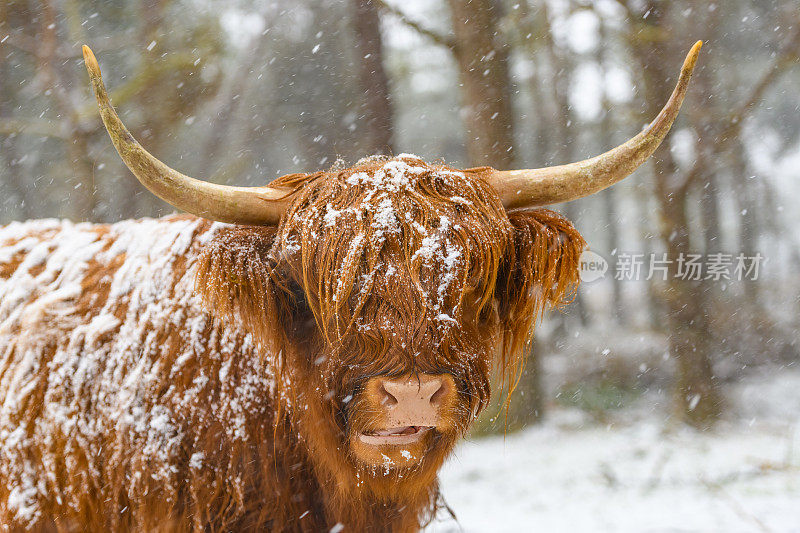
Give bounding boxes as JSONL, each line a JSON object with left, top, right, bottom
{"left": 195, "top": 226, "right": 286, "bottom": 353}
{"left": 495, "top": 208, "right": 586, "bottom": 357}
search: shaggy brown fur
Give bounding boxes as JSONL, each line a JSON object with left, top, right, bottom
{"left": 0, "top": 155, "right": 584, "bottom": 532}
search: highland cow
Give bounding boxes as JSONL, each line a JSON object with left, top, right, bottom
{"left": 0, "top": 42, "right": 702, "bottom": 531}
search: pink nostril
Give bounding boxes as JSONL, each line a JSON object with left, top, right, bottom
{"left": 380, "top": 384, "right": 398, "bottom": 406}
{"left": 429, "top": 381, "right": 446, "bottom": 406}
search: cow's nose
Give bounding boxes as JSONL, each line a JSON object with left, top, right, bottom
{"left": 380, "top": 374, "right": 445, "bottom": 408}
{"left": 372, "top": 373, "right": 453, "bottom": 429}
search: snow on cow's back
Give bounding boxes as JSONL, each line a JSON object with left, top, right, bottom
{"left": 0, "top": 215, "right": 274, "bottom": 528}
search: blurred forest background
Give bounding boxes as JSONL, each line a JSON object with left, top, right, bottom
{"left": 1, "top": 0, "right": 799, "bottom": 435}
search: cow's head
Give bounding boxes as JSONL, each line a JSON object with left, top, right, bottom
{"left": 187, "top": 157, "right": 586, "bottom": 482}
{"left": 82, "top": 42, "right": 701, "bottom": 497}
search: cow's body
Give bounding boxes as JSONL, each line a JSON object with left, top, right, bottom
{"left": 0, "top": 217, "right": 306, "bottom": 530}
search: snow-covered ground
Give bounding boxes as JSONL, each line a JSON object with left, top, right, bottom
{"left": 428, "top": 367, "right": 800, "bottom": 532}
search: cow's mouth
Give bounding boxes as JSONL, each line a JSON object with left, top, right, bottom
{"left": 358, "top": 426, "right": 433, "bottom": 446}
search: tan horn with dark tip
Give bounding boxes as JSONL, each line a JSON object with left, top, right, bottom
{"left": 82, "top": 45, "right": 292, "bottom": 226}
{"left": 488, "top": 41, "right": 703, "bottom": 209}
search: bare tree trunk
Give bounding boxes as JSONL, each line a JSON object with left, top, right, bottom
{"left": 700, "top": 172, "right": 722, "bottom": 255}
{"left": 130, "top": 0, "right": 172, "bottom": 218}
{"left": 601, "top": 190, "right": 626, "bottom": 324}
{"left": 0, "top": 19, "right": 31, "bottom": 219}
{"left": 692, "top": 1, "right": 723, "bottom": 258}
{"left": 657, "top": 186, "right": 721, "bottom": 426}
{"left": 529, "top": 61, "right": 552, "bottom": 168}
{"left": 40, "top": 0, "right": 97, "bottom": 221}
{"left": 634, "top": 167, "right": 666, "bottom": 330}
{"left": 541, "top": 1, "right": 590, "bottom": 327}
{"left": 509, "top": 0, "right": 549, "bottom": 167}
{"left": 628, "top": 1, "right": 721, "bottom": 427}
{"left": 447, "top": 0, "right": 515, "bottom": 169}
{"left": 505, "top": 339, "right": 545, "bottom": 428}
{"left": 731, "top": 138, "right": 761, "bottom": 307}
{"left": 351, "top": 0, "right": 395, "bottom": 156}
{"left": 597, "top": 21, "right": 626, "bottom": 325}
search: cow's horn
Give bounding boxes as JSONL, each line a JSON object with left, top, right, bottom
{"left": 82, "top": 45, "right": 292, "bottom": 226}
{"left": 488, "top": 41, "right": 703, "bottom": 209}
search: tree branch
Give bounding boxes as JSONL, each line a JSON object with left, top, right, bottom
{"left": 0, "top": 117, "right": 69, "bottom": 138}
{"left": 0, "top": 28, "right": 133, "bottom": 59}
{"left": 717, "top": 22, "right": 800, "bottom": 144}
{"left": 0, "top": 28, "right": 42, "bottom": 56}
{"left": 372, "top": 0, "right": 456, "bottom": 50}
{"left": 75, "top": 52, "right": 203, "bottom": 122}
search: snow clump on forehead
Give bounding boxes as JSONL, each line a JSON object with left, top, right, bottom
{"left": 270, "top": 155, "right": 513, "bottom": 343}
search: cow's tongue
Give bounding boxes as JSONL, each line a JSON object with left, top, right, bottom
{"left": 372, "top": 426, "right": 416, "bottom": 436}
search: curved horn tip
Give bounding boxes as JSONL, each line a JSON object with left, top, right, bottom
{"left": 82, "top": 45, "right": 101, "bottom": 78}
{"left": 683, "top": 40, "right": 703, "bottom": 72}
